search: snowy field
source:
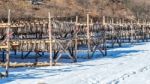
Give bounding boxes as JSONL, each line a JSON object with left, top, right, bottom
{"left": 1, "top": 42, "right": 150, "bottom": 84}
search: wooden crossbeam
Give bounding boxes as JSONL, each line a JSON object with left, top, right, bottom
{"left": 0, "top": 45, "right": 8, "bottom": 49}
{"left": 0, "top": 23, "right": 24, "bottom": 28}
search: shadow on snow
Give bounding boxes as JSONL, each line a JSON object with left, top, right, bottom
{"left": 0, "top": 42, "right": 148, "bottom": 83}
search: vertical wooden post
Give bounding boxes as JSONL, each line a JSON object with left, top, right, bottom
{"left": 142, "top": 19, "right": 146, "bottom": 41}
{"left": 137, "top": 19, "right": 140, "bottom": 25}
{"left": 111, "top": 18, "right": 114, "bottom": 25}
{"left": 118, "top": 18, "right": 122, "bottom": 47}
{"left": 137, "top": 19, "right": 140, "bottom": 42}
{"left": 90, "top": 19, "right": 93, "bottom": 36}
{"left": 122, "top": 18, "right": 125, "bottom": 24}
{"left": 111, "top": 18, "right": 114, "bottom": 34}
{"left": 119, "top": 18, "right": 122, "bottom": 25}
{"left": 130, "top": 20, "right": 134, "bottom": 43}
{"left": 48, "top": 12, "right": 53, "bottom": 66}
{"left": 74, "top": 16, "right": 78, "bottom": 62}
{"left": 6, "top": 9, "right": 10, "bottom": 77}
{"left": 110, "top": 17, "right": 115, "bottom": 48}
{"left": 103, "top": 16, "right": 106, "bottom": 25}
{"left": 87, "top": 14, "right": 91, "bottom": 59}
{"left": 103, "top": 16, "right": 107, "bottom": 56}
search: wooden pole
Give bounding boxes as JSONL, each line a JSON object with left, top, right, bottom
{"left": 48, "top": 12, "right": 53, "bottom": 66}
{"left": 6, "top": 9, "right": 10, "bottom": 77}
{"left": 111, "top": 18, "right": 114, "bottom": 24}
{"left": 130, "top": 20, "right": 134, "bottom": 43}
{"left": 103, "top": 16, "right": 106, "bottom": 25}
{"left": 142, "top": 20, "right": 146, "bottom": 41}
{"left": 74, "top": 16, "right": 78, "bottom": 62}
{"left": 102, "top": 16, "right": 107, "bottom": 56}
{"left": 87, "top": 14, "right": 91, "bottom": 59}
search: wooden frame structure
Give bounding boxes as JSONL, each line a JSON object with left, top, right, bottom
{"left": 1, "top": 11, "right": 150, "bottom": 77}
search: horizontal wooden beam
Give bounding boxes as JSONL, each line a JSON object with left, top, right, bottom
{"left": 0, "top": 45, "right": 8, "bottom": 49}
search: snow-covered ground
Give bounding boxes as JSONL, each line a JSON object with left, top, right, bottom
{"left": 1, "top": 42, "right": 150, "bottom": 84}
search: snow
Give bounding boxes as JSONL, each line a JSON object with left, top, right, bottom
{"left": 1, "top": 42, "right": 150, "bottom": 84}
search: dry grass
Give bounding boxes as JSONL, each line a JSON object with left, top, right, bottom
{"left": 0, "top": 0, "right": 149, "bottom": 20}
{"left": 0, "top": 0, "right": 137, "bottom": 19}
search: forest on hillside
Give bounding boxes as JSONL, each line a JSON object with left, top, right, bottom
{"left": 0, "top": 0, "right": 149, "bottom": 20}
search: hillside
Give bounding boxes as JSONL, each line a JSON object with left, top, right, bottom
{"left": 0, "top": 0, "right": 149, "bottom": 20}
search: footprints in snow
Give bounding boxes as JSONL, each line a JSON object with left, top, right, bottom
{"left": 87, "top": 78, "right": 100, "bottom": 84}
{"left": 109, "top": 65, "right": 150, "bottom": 84}
{"left": 109, "top": 71, "right": 136, "bottom": 84}
{"left": 139, "top": 66, "right": 150, "bottom": 72}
